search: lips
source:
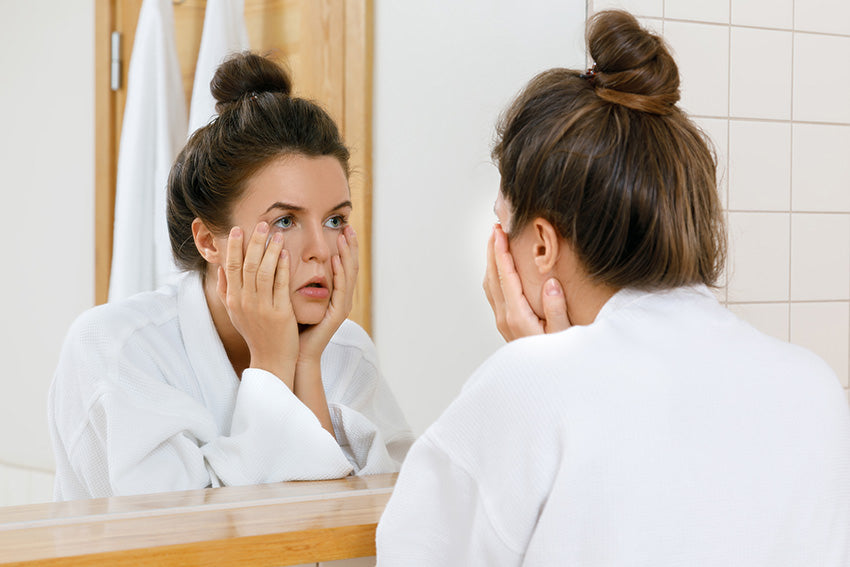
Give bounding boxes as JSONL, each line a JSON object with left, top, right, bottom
{"left": 296, "top": 276, "right": 330, "bottom": 300}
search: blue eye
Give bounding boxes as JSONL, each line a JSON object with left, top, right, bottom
{"left": 324, "top": 215, "right": 346, "bottom": 229}
{"left": 273, "top": 216, "right": 294, "bottom": 230}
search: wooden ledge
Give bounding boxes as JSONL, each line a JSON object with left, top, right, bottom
{"left": 0, "top": 473, "right": 396, "bottom": 566}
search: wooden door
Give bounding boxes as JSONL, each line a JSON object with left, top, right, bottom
{"left": 95, "top": 0, "right": 373, "bottom": 332}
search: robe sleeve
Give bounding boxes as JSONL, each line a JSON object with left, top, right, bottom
{"left": 375, "top": 437, "right": 522, "bottom": 567}
{"left": 50, "top": 313, "right": 353, "bottom": 499}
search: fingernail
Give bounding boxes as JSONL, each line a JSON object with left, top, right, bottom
{"left": 347, "top": 226, "right": 356, "bottom": 238}
{"left": 272, "top": 231, "right": 283, "bottom": 243}
{"left": 230, "top": 226, "right": 242, "bottom": 238}
{"left": 256, "top": 222, "right": 269, "bottom": 234}
{"left": 280, "top": 249, "right": 288, "bottom": 261}
{"left": 545, "top": 278, "right": 562, "bottom": 296}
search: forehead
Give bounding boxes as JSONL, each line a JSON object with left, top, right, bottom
{"left": 238, "top": 154, "right": 350, "bottom": 213}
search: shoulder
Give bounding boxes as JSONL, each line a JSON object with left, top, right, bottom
{"left": 59, "top": 284, "right": 181, "bottom": 376}
{"left": 67, "top": 285, "right": 179, "bottom": 346}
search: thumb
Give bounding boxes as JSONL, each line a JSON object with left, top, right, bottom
{"left": 542, "top": 278, "right": 570, "bottom": 333}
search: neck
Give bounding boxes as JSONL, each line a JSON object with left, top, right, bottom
{"left": 553, "top": 248, "right": 619, "bottom": 327}
{"left": 202, "top": 266, "right": 251, "bottom": 375}
{"left": 563, "top": 275, "right": 618, "bottom": 326}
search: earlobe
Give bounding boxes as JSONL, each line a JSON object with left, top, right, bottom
{"left": 191, "top": 218, "right": 221, "bottom": 264}
{"left": 533, "top": 218, "right": 560, "bottom": 275}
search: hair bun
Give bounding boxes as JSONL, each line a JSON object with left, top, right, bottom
{"left": 587, "top": 10, "right": 680, "bottom": 115}
{"left": 210, "top": 52, "right": 293, "bottom": 113}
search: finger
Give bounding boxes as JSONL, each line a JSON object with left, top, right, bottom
{"left": 242, "top": 222, "right": 269, "bottom": 292}
{"left": 225, "top": 226, "right": 244, "bottom": 298}
{"left": 327, "top": 254, "right": 348, "bottom": 318}
{"left": 542, "top": 278, "right": 571, "bottom": 333}
{"left": 273, "top": 249, "right": 292, "bottom": 310}
{"left": 493, "top": 226, "right": 527, "bottom": 308}
{"left": 338, "top": 229, "right": 358, "bottom": 309}
{"left": 494, "top": 226, "right": 542, "bottom": 336}
{"left": 257, "top": 230, "right": 285, "bottom": 305}
{"left": 484, "top": 226, "right": 504, "bottom": 309}
{"left": 344, "top": 225, "right": 359, "bottom": 273}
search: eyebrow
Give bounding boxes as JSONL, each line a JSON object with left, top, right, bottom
{"left": 265, "top": 200, "right": 353, "bottom": 214}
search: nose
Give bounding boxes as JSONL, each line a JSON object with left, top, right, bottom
{"left": 301, "top": 221, "right": 332, "bottom": 264}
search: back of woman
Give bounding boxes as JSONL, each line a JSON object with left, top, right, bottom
{"left": 377, "top": 10, "right": 850, "bottom": 566}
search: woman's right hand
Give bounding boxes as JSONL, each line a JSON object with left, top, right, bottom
{"left": 216, "top": 222, "right": 300, "bottom": 388}
{"left": 483, "top": 224, "right": 571, "bottom": 341}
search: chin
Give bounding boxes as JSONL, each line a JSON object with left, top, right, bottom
{"left": 293, "top": 303, "right": 328, "bottom": 326}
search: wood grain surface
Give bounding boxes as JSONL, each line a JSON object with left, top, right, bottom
{"left": 0, "top": 473, "right": 395, "bottom": 566}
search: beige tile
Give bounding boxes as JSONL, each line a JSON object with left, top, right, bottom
{"left": 665, "top": 0, "right": 729, "bottom": 23}
{"left": 791, "top": 124, "right": 850, "bottom": 213}
{"left": 732, "top": 0, "right": 793, "bottom": 29}
{"left": 727, "top": 212, "right": 790, "bottom": 302}
{"left": 790, "top": 302, "right": 850, "bottom": 387}
{"left": 591, "top": 0, "right": 664, "bottom": 18}
{"left": 730, "top": 28, "right": 792, "bottom": 120}
{"left": 694, "top": 117, "right": 729, "bottom": 210}
{"left": 728, "top": 121, "right": 791, "bottom": 211}
{"left": 790, "top": 214, "right": 850, "bottom": 301}
{"left": 729, "top": 302, "right": 790, "bottom": 342}
{"left": 793, "top": 34, "right": 850, "bottom": 124}
{"left": 664, "top": 22, "right": 729, "bottom": 117}
{"left": 795, "top": 0, "right": 850, "bottom": 35}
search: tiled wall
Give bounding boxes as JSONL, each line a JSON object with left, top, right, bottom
{"left": 592, "top": 0, "right": 850, "bottom": 404}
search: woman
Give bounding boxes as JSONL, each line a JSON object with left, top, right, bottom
{"left": 49, "top": 52, "right": 412, "bottom": 500}
{"left": 377, "top": 11, "right": 850, "bottom": 565}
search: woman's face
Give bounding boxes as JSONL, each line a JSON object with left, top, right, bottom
{"left": 223, "top": 154, "right": 351, "bottom": 325}
{"left": 494, "top": 192, "right": 546, "bottom": 318}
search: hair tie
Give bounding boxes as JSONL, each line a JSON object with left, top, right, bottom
{"left": 248, "top": 91, "right": 259, "bottom": 102}
{"left": 579, "top": 64, "right": 598, "bottom": 83}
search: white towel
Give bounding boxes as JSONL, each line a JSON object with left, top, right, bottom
{"left": 109, "top": 0, "right": 187, "bottom": 301}
{"left": 187, "top": 0, "right": 250, "bottom": 136}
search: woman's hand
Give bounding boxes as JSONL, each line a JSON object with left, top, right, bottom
{"left": 298, "top": 226, "right": 359, "bottom": 363}
{"left": 216, "top": 222, "right": 300, "bottom": 388}
{"left": 483, "top": 224, "right": 571, "bottom": 341}
{"left": 293, "top": 226, "right": 358, "bottom": 438}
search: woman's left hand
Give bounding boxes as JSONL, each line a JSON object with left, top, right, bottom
{"left": 297, "top": 226, "right": 359, "bottom": 363}
{"left": 483, "top": 224, "right": 571, "bottom": 341}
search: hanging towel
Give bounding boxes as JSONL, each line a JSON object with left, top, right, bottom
{"left": 109, "top": 0, "right": 187, "bottom": 301}
{"left": 187, "top": 0, "right": 250, "bottom": 136}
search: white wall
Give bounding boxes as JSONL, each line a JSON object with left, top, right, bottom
{"left": 0, "top": 0, "right": 95, "bottom": 503}
{"left": 373, "top": 0, "right": 587, "bottom": 435}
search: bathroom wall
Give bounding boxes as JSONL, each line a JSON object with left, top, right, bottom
{"left": 1, "top": 0, "right": 848, "bottom": 508}
{"left": 0, "top": 0, "right": 95, "bottom": 505}
{"left": 590, "top": 0, "right": 850, "bottom": 404}
{"left": 372, "top": 0, "right": 588, "bottom": 435}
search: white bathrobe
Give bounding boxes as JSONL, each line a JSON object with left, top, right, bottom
{"left": 377, "top": 285, "right": 850, "bottom": 566}
{"left": 109, "top": 0, "right": 187, "bottom": 302}
{"left": 50, "top": 272, "right": 413, "bottom": 500}
{"left": 187, "top": 0, "right": 250, "bottom": 136}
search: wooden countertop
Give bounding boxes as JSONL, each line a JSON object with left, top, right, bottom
{"left": 0, "top": 473, "right": 396, "bottom": 566}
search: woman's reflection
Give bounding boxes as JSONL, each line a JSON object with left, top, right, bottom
{"left": 48, "top": 52, "right": 413, "bottom": 500}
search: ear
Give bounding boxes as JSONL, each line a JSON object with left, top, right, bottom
{"left": 191, "top": 218, "right": 223, "bottom": 265}
{"left": 531, "top": 217, "right": 561, "bottom": 275}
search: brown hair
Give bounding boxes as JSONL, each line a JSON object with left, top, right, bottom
{"left": 492, "top": 10, "right": 725, "bottom": 289}
{"left": 167, "top": 52, "right": 351, "bottom": 272}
